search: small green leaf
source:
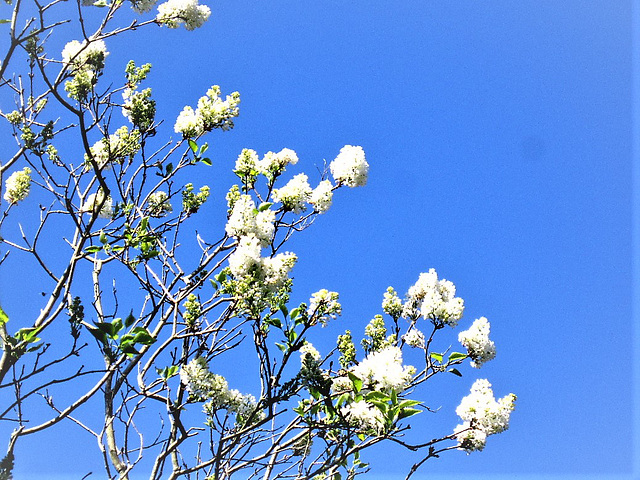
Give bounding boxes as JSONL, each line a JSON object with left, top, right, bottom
{"left": 86, "top": 325, "right": 108, "bottom": 345}
{"left": 448, "top": 352, "right": 467, "bottom": 362}
{"left": 120, "top": 341, "right": 139, "bottom": 356}
{"left": 99, "top": 231, "right": 107, "bottom": 244}
{"left": 124, "top": 311, "right": 136, "bottom": 328}
{"left": 112, "top": 318, "right": 123, "bottom": 335}
{"left": 365, "top": 391, "right": 390, "bottom": 403}
{"left": 448, "top": 368, "right": 463, "bottom": 377}
{"left": 133, "top": 330, "right": 155, "bottom": 345}
{"left": 199, "top": 143, "right": 209, "bottom": 154}
{"left": 188, "top": 139, "right": 198, "bottom": 154}
{"left": 275, "top": 342, "right": 287, "bottom": 352}
{"left": 0, "top": 306, "right": 8, "bottom": 326}
{"left": 0, "top": 19, "right": 10, "bottom": 24}
{"left": 430, "top": 352, "right": 443, "bottom": 363}
{"left": 85, "top": 245, "right": 102, "bottom": 253}
{"left": 258, "top": 202, "right": 273, "bottom": 212}
{"left": 201, "top": 157, "right": 212, "bottom": 166}
{"left": 348, "top": 372, "right": 363, "bottom": 393}
{"left": 280, "top": 304, "right": 289, "bottom": 318}
{"left": 398, "top": 407, "right": 422, "bottom": 420}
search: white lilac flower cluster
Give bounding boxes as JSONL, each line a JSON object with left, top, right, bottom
{"left": 402, "top": 327, "right": 425, "bottom": 349}
{"left": 228, "top": 236, "right": 297, "bottom": 291}
{"left": 307, "top": 289, "right": 341, "bottom": 325}
{"left": 156, "top": 0, "right": 210, "bottom": 30}
{"left": 225, "top": 195, "right": 275, "bottom": 246}
{"left": 272, "top": 173, "right": 312, "bottom": 214}
{"left": 402, "top": 268, "right": 464, "bottom": 326}
{"left": 458, "top": 317, "right": 496, "bottom": 368}
{"left": 341, "top": 399, "right": 385, "bottom": 433}
{"left": 85, "top": 126, "right": 141, "bottom": 169}
{"left": 61, "top": 39, "right": 108, "bottom": 100}
{"left": 381, "top": 287, "right": 403, "bottom": 318}
{"left": 130, "top": 0, "right": 157, "bottom": 13}
{"left": 147, "top": 191, "right": 173, "bottom": 217}
{"left": 81, "top": 190, "right": 113, "bottom": 219}
{"left": 351, "top": 346, "right": 415, "bottom": 392}
{"left": 3, "top": 167, "right": 31, "bottom": 205}
{"left": 180, "top": 357, "right": 264, "bottom": 425}
{"left": 174, "top": 86, "right": 240, "bottom": 138}
{"left": 329, "top": 145, "right": 368, "bottom": 187}
{"left": 454, "top": 379, "right": 516, "bottom": 452}
{"left": 299, "top": 342, "right": 321, "bottom": 366}
{"left": 308, "top": 179, "right": 333, "bottom": 213}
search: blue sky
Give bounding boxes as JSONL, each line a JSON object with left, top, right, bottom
{"left": 1, "top": 0, "right": 636, "bottom": 478}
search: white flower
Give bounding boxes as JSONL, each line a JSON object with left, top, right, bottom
{"left": 402, "top": 328, "right": 425, "bottom": 349}
{"left": 258, "top": 148, "right": 299, "bottom": 176}
{"left": 402, "top": 268, "right": 464, "bottom": 326}
{"left": 272, "top": 173, "right": 312, "bottom": 213}
{"left": 454, "top": 379, "right": 516, "bottom": 452}
{"left": 131, "top": 0, "right": 157, "bottom": 13}
{"left": 351, "top": 346, "right": 414, "bottom": 392}
{"left": 300, "top": 342, "right": 321, "bottom": 366}
{"left": 307, "top": 289, "right": 341, "bottom": 325}
{"left": 458, "top": 317, "right": 496, "bottom": 368}
{"left": 85, "top": 126, "right": 141, "bottom": 169}
{"left": 156, "top": 0, "right": 211, "bottom": 30}
{"left": 309, "top": 180, "right": 333, "bottom": 214}
{"left": 329, "top": 145, "right": 368, "bottom": 187}
{"left": 174, "top": 105, "right": 203, "bottom": 138}
{"left": 341, "top": 400, "right": 385, "bottom": 433}
{"left": 228, "top": 236, "right": 262, "bottom": 277}
{"left": 3, "top": 167, "right": 31, "bottom": 204}
{"left": 180, "top": 357, "right": 228, "bottom": 401}
{"left": 196, "top": 86, "right": 240, "bottom": 131}
{"left": 81, "top": 191, "right": 113, "bottom": 219}
{"left": 147, "top": 191, "right": 173, "bottom": 217}
{"left": 234, "top": 148, "right": 259, "bottom": 177}
{"left": 225, "top": 195, "right": 274, "bottom": 247}
{"left": 381, "top": 287, "right": 403, "bottom": 318}
{"left": 61, "top": 39, "right": 108, "bottom": 70}
{"left": 261, "top": 252, "right": 297, "bottom": 290}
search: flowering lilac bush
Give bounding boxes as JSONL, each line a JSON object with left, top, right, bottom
{"left": 0, "top": 1, "right": 515, "bottom": 479}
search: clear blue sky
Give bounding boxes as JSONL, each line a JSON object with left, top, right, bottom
{"left": 2, "top": 0, "right": 636, "bottom": 478}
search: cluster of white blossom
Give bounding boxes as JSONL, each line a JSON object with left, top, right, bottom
{"left": 351, "top": 346, "right": 415, "bottom": 392}
{"left": 130, "top": 0, "right": 157, "bottom": 13}
{"left": 299, "top": 342, "right": 321, "bottom": 366}
{"left": 156, "top": 0, "right": 211, "bottom": 30}
{"left": 174, "top": 86, "right": 240, "bottom": 137}
{"left": 225, "top": 195, "right": 274, "bottom": 246}
{"left": 259, "top": 148, "right": 299, "bottom": 176}
{"left": 180, "top": 358, "right": 263, "bottom": 425}
{"left": 454, "top": 379, "right": 516, "bottom": 452}
{"left": 458, "top": 317, "right": 496, "bottom": 368}
{"left": 147, "top": 191, "right": 173, "bottom": 217}
{"left": 80, "top": 191, "right": 113, "bottom": 219}
{"left": 228, "top": 235, "right": 297, "bottom": 291}
{"left": 329, "top": 145, "right": 368, "bottom": 187}
{"left": 62, "top": 39, "right": 108, "bottom": 70}
{"left": 381, "top": 287, "right": 403, "bottom": 318}
{"left": 402, "top": 268, "right": 464, "bottom": 326}
{"left": 85, "top": 126, "right": 141, "bottom": 169}
{"left": 272, "top": 173, "right": 312, "bottom": 213}
{"left": 307, "top": 289, "right": 342, "bottom": 325}
{"left": 402, "top": 327, "right": 425, "bottom": 349}
{"left": 309, "top": 180, "right": 333, "bottom": 214}
{"left": 3, "top": 167, "right": 31, "bottom": 205}
{"left": 341, "top": 399, "right": 385, "bottom": 433}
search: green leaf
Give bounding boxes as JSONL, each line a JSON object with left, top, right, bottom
{"left": 430, "top": 352, "right": 443, "bottom": 363}
{"left": 165, "top": 162, "right": 173, "bottom": 175}
{"left": 398, "top": 399, "right": 422, "bottom": 409}
{"left": 265, "top": 317, "right": 282, "bottom": 329}
{"left": 215, "top": 271, "right": 227, "bottom": 283}
{"left": 390, "top": 388, "right": 398, "bottom": 405}
{"left": 0, "top": 306, "right": 8, "bottom": 326}
{"left": 397, "top": 407, "right": 422, "bottom": 420}
{"left": 120, "top": 341, "right": 139, "bottom": 356}
{"left": 336, "top": 392, "right": 351, "bottom": 407}
{"left": 86, "top": 325, "right": 108, "bottom": 345}
{"left": 124, "top": 311, "right": 136, "bottom": 328}
{"left": 275, "top": 342, "right": 288, "bottom": 353}
{"left": 448, "top": 352, "right": 467, "bottom": 362}
{"left": 290, "top": 307, "right": 300, "bottom": 320}
{"left": 94, "top": 321, "right": 115, "bottom": 337}
{"left": 201, "top": 157, "right": 212, "bottom": 166}
{"left": 111, "top": 318, "right": 123, "bottom": 335}
{"left": 0, "top": 19, "right": 10, "bottom": 24}
{"left": 99, "top": 231, "right": 107, "bottom": 244}
{"left": 85, "top": 245, "right": 102, "bottom": 254}
{"left": 448, "top": 368, "right": 463, "bottom": 377}
{"left": 280, "top": 304, "right": 288, "bottom": 318}
{"left": 258, "top": 202, "right": 273, "bottom": 212}
{"left": 365, "top": 391, "right": 390, "bottom": 403}
{"left": 156, "top": 365, "right": 179, "bottom": 380}
{"left": 348, "top": 372, "right": 363, "bottom": 393}
{"left": 188, "top": 139, "right": 198, "bottom": 154}
{"left": 133, "top": 329, "right": 155, "bottom": 345}
{"left": 199, "top": 143, "right": 209, "bottom": 154}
